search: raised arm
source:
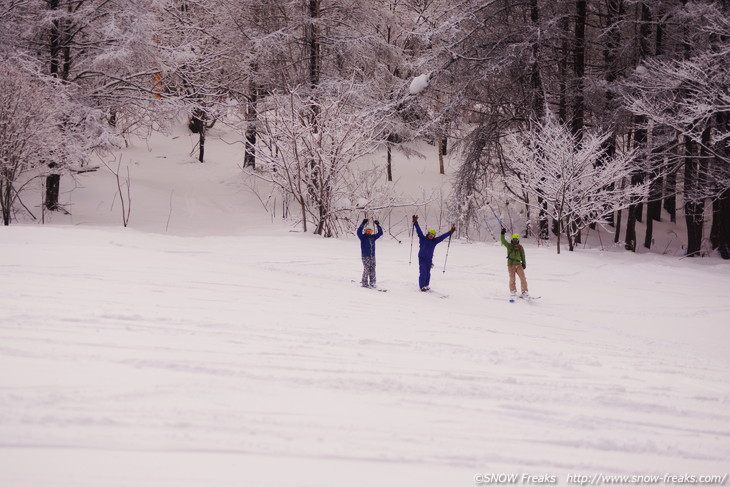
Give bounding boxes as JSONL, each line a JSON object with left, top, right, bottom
{"left": 357, "top": 219, "right": 367, "bottom": 237}
{"left": 374, "top": 221, "right": 384, "bottom": 239}
{"left": 500, "top": 228, "right": 509, "bottom": 248}
{"left": 413, "top": 220, "right": 424, "bottom": 239}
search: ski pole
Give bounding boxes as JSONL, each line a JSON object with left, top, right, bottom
{"left": 486, "top": 203, "right": 505, "bottom": 229}
{"left": 409, "top": 219, "right": 415, "bottom": 265}
{"left": 443, "top": 232, "right": 452, "bottom": 273}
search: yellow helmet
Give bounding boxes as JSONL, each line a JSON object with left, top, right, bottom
{"left": 511, "top": 234, "right": 520, "bottom": 241}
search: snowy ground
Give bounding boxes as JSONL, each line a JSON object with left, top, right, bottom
{"left": 1, "top": 127, "right": 729, "bottom": 486}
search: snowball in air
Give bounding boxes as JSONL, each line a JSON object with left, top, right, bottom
{"left": 409, "top": 74, "right": 430, "bottom": 95}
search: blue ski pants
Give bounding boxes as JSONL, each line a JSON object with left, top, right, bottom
{"left": 418, "top": 258, "right": 433, "bottom": 288}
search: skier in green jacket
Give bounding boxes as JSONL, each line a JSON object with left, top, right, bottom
{"left": 500, "top": 227, "right": 528, "bottom": 298}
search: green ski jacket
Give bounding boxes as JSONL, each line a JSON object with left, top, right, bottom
{"left": 500, "top": 233, "right": 526, "bottom": 266}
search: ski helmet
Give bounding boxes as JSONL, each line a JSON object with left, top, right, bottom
{"left": 511, "top": 234, "right": 520, "bottom": 241}
{"left": 428, "top": 229, "right": 437, "bottom": 236}
{"left": 365, "top": 227, "right": 373, "bottom": 234}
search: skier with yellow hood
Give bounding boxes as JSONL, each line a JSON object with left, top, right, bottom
{"left": 500, "top": 227, "right": 528, "bottom": 299}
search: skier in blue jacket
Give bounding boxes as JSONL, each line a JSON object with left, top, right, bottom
{"left": 357, "top": 218, "right": 383, "bottom": 288}
{"left": 412, "top": 215, "right": 455, "bottom": 291}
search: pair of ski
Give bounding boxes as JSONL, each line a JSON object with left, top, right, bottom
{"left": 351, "top": 280, "right": 388, "bottom": 292}
{"left": 350, "top": 280, "right": 448, "bottom": 298}
{"left": 422, "top": 288, "right": 448, "bottom": 299}
{"left": 509, "top": 294, "right": 541, "bottom": 303}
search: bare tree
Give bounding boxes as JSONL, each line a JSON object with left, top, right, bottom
{"left": 247, "top": 84, "right": 388, "bottom": 237}
{"left": 0, "top": 63, "right": 62, "bottom": 224}
{"left": 624, "top": 2, "right": 730, "bottom": 257}
{"left": 505, "top": 115, "right": 647, "bottom": 253}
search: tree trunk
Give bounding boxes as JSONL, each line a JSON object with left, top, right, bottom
{"left": 558, "top": 16, "right": 570, "bottom": 123}
{"left": 571, "top": 0, "right": 586, "bottom": 142}
{"left": 306, "top": 0, "right": 324, "bottom": 235}
{"left": 556, "top": 212, "right": 563, "bottom": 254}
{"left": 625, "top": 204, "right": 638, "bottom": 251}
{"left": 599, "top": 0, "right": 624, "bottom": 229}
{"left": 188, "top": 109, "right": 208, "bottom": 162}
{"left": 644, "top": 205, "right": 654, "bottom": 249}
{"left": 644, "top": 174, "right": 662, "bottom": 249}
{"left": 528, "top": 0, "right": 548, "bottom": 239}
{"left": 600, "top": 138, "right": 617, "bottom": 228}
{"left": 306, "top": 0, "right": 321, "bottom": 90}
{"left": 683, "top": 136, "right": 704, "bottom": 257}
{"left": 386, "top": 144, "right": 393, "bottom": 182}
{"left": 244, "top": 124, "right": 256, "bottom": 168}
{"left": 538, "top": 196, "right": 549, "bottom": 239}
{"left": 438, "top": 138, "right": 445, "bottom": 175}
{"left": 711, "top": 111, "right": 729, "bottom": 258}
{"left": 243, "top": 79, "right": 258, "bottom": 169}
{"left": 632, "top": 3, "right": 653, "bottom": 227}
{"left": 712, "top": 189, "right": 730, "bottom": 259}
{"left": 1, "top": 179, "right": 12, "bottom": 225}
{"left": 643, "top": 7, "right": 667, "bottom": 249}
{"left": 529, "top": 0, "right": 546, "bottom": 120}
{"left": 45, "top": 173, "right": 61, "bottom": 211}
{"left": 45, "top": 0, "right": 64, "bottom": 212}
{"left": 626, "top": 116, "right": 648, "bottom": 252}
{"left": 664, "top": 166, "right": 677, "bottom": 222}
{"left": 626, "top": 1, "right": 654, "bottom": 248}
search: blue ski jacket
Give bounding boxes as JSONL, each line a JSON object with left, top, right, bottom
{"left": 414, "top": 221, "right": 452, "bottom": 262}
{"left": 357, "top": 222, "right": 383, "bottom": 257}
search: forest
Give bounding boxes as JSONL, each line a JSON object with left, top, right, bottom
{"left": 0, "top": 0, "right": 728, "bottom": 257}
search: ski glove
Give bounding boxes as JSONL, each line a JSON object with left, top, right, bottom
{"left": 374, "top": 220, "right": 380, "bottom": 226}
{"left": 501, "top": 228, "right": 506, "bottom": 235}
{"left": 412, "top": 215, "right": 418, "bottom": 223}
{"left": 450, "top": 225, "right": 456, "bottom": 233}
{"left": 362, "top": 218, "right": 368, "bottom": 224}
{"left": 522, "top": 263, "right": 526, "bottom": 270}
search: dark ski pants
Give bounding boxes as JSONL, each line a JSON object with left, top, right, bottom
{"left": 361, "top": 256, "right": 376, "bottom": 286}
{"left": 418, "top": 258, "right": 433, "bottom": 288}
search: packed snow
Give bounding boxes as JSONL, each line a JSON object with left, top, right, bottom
{"left": 1, "top": 125, "right": 729, "bottom": 487}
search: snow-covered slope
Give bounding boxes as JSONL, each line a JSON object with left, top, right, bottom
{"left": 1, "top": 126, "right": 728, "bottom": 486}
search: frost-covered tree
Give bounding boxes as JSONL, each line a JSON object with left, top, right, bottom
{"left": 420, "top": 0, "right": 570, "bottom": 234}
{"left": 249, "top": 84, "right": 388, "bottom": 237}
{"left": 154, "top": 0, "right": 244, "bottom": 163}
{"left": 505, "top": 115, "right": 646, "bottom": 253}
{"left": 3, "top": 0, "right": 172, "bottom": 209}
{"left": 624, "top": 1, "right": 730, "bottom": 257}
{"left": 0, "top": 62, "right": 62, "bottom": 224}
{"left": 214, "top": 0, "right": 303, "bottom": 169}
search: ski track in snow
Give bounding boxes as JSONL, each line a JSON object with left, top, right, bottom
{"left": 1, "top": 226, "right": 729, "bottom": 486}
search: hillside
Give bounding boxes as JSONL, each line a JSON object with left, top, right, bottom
{"left": 1, "top": 126, "right": 729, "bottom": 486}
